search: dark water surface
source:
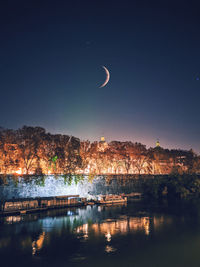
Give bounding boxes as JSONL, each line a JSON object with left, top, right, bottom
{"left": 1, "top": 200, "right": 200, "bottom": 267}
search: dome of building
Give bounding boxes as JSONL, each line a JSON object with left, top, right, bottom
{"left": 156, "top": 139, "right": 160, "bottom": 147}
{"left": 100, "top": 136, "right": 105, "bottom": 142}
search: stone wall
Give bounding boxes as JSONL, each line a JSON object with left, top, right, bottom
{"left": 0, "top": 175, "right": 162, "bottom": 200}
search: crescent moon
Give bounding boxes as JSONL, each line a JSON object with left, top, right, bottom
{"left": 99, "top": 66, "right": 110, "bottom": 88}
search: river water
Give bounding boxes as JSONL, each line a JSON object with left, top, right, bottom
{"left": 1, "top": 200, "right": 200, "bottom": 267}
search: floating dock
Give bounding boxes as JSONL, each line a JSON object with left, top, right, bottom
{"left": 0, "top": 193, "right": 138, "bottom": 216}
{"left": 96, "top": 195, "right": 127, "bottom": 204}
{"left": 0, "top": 195, "right": 87, "bottom": 216}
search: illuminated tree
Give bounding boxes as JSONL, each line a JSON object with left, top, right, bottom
{"left": 0, "top": 126, "right": 199, "bottom": 177}
{"left": 80, "top": 141, "right": 91, "bottom": 172}
{"left": 0, "top": 128, "right": 19, "bottom": 174}
{"left": 63, "top": 136, "right": 82, "bottom": 174}
{"left": 16, "top": 126, "right": 46, "bottom": 174}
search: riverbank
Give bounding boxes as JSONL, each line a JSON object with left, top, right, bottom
{"left": 142, "top": 174, "right": 200, "bottom": 199}
{"left": 0, "top": 174, "right": 200, "bottom": 201}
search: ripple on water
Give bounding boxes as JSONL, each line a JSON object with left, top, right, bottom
{"left": 70, "top": 254, "right": 86, "bottom": 262}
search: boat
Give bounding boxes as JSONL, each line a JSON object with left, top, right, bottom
{"left": 87, "top": 201, "right": 95, "bottom": 205}
{"left": 96, "top": 195, "right": 127, "bottom": 204}
{"left": 0, "top": 195, "right": 86, "bottom": 216}
{"left": 120, "top": 192, "right": 142, "bottom": 200}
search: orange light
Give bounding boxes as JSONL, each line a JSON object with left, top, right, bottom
{"left": 16, "top": 169, "right": 22, "bottom": 175}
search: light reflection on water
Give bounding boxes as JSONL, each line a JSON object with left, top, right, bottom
{"left": 5, "top": 215, "right": 22, "bottom": 224}
{"left": 76, "top": 216, "right": 151, "bottom": 239}
{"left": 1, "top": 201, "right": 200, "bottom": 267}
{"left": 105, "top": 245, "right": 116, "bottom": 253}
{"left": 32, "top": 232, "right": 45, "bottom": 255}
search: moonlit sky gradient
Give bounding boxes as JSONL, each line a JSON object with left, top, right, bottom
{"left": 1, "top": 1, "right": 200, "bottom": 152}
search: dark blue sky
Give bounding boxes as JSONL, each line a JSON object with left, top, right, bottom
{"left": 1, "top": 0, "right": 200, "bottom": 151}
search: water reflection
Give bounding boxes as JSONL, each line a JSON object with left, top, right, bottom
{"left": 6, "top": 215, "right": 22, "bottom": 224}
{"left": 77, "top": 216, "right": 151, "bottom": 239}
{"left": 32, "top": 232, "right": 45, "bottom": 255}
{"left": 0, "top": 205, "right": 157, "bottom": 249}
{"left": 1, "top": 202, "right": 200, "bottom": 267}
{"left": 105, "top": 232, "right": 111, "bottom": 242}
{"left": 0, "top": 205, "right": 152, "bottom": 252}
{"left": 105, "top": 245, "right": 116, "bottom": 253}
{"left": 76, "top": 223, "right": 89, "bottom": 240}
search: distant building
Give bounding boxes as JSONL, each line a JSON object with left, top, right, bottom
{"left": 98, "top": 136, "right": 108, "bottom": 151}
{"left": 100, "top": 136, "right": 105, "bottom": 142}
{"left": 156, "top": 139, "right": 160, "bottom": 147}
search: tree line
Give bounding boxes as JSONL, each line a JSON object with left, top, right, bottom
{"left": 0, "top": 126, "right": 200, "bottom": 175}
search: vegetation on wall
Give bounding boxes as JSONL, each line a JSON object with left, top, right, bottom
{"left": 142, "top": 174, "right": 200, "bottom": 199}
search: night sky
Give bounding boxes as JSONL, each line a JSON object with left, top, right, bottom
{"left": 1, "top": 0, "right": 200, "bottom": 152}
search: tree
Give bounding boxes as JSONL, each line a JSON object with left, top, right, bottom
{"left": 0, "top": 128, "right": 19, "bottom": 174}
{"left": 16, "top": 126, "right": 46, "bottom": 174}
{"left": 80, "top": 141, "right": 91, "bottom": 173}
{"left": 64, "top": 136, "right": 82, "bottom": 174}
